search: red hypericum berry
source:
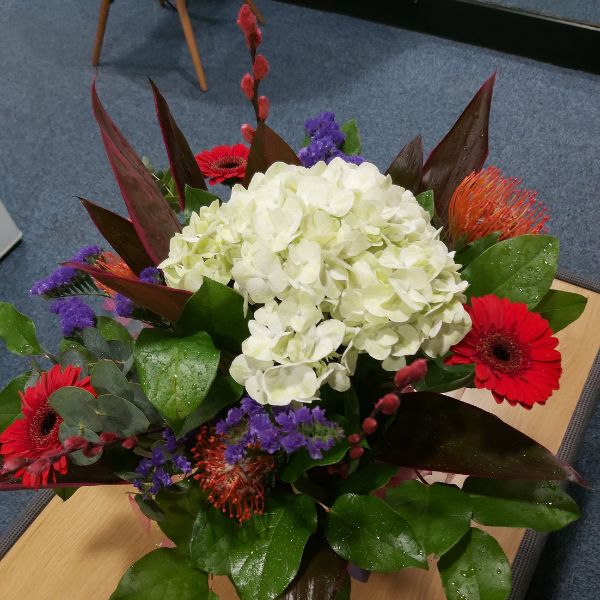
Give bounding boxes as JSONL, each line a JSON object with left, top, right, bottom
{"left": 99, "top": 432, "right": 118, "bottom": 444}
{"left": 2, "top": 455, "right": 26, "bottom": 472}
{"left": 83, "top": 444, "right": 103, "bottom": 458}
{"left": 241, "top": 123, "right": 255, "bottom": 143}
{"left": 122, "top": 436, "right": 138, "bottom": 450}
{"left": 377, "top": 393, "right": 401, "bottom": 415}
{"left": 63, "top": 436, "right": 88, "bottom": 452}
{"left": 236, "top": 4, "right": 258, "bottom": 35}
{"left": 240, "top": 73, "right": 255, "bottom": 100}
{"left": 252, "top": 54, "right": 269, "bottom": 81}
{"left": 258, "top": 95, "right": 270, "bottom": 121}
{"left": 349, "top": 446, "right": 364, "bottom": 460}
{"left": 347, "top": 433, "right": 361, "bottom": 445}
{"left": 361, "top": 417, "right": 378, "bottom": 435}
{"left": 394, "top": 359, "right": 428, "bottom": 388}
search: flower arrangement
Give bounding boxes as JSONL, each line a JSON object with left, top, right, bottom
{"left": 0, "top": 5, "right": 589, "bottom": 600}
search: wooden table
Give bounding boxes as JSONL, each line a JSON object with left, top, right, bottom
{"left": 1, "top": 280, "right": 598, "bottom": 600}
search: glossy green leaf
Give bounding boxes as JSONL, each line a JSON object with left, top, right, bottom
{"left": 0, "top": 373, "right": 29, "bottom": 430}
{"left": 184, "top": 186, "right": 220, "bottom": 223}
{"left": 54, "top": 488, "right": 77, "bottom": 501}
{"left": 532, "top": 289, "right": 587, "bottom": 333}
{"left": 0, "top": 302, "right": 43, "bottom": 355}
{"left": 386, "top": 135, "right": 423, "bottom": 193}
{"left": 463, "top": 478, "right": 580, "bottom": 532}
{"left": 135, "top": 494, "right": 166, "bottom": 521}
{"left": 325, "top": 494, "right": 426, "bottom": 572}
{"left": 340, "top": 120, "right": 361, "bottom": 155}
{"left": 110, "top": 548, "right": 210, "bottom": 600}
{"left": 384, "top": 481, "right": 472, "bottom": 556}
{"left": 414, "top": 359, "right": 475, "bottom": 393}
{"left": 49, "top": 386, "right": 102, "bottom": 431}
{"left": 96, "top": 316, "right": 134, "bottom": 347}
{"left": 378, "top": 392, "right": 581, "bottom": 483}
{"left": 438, "top": 528, "right": 511, "bottom": 600}
{"left": 229, "top": 494, "right": 318, "bottom": 600}
{"left": 461, "top": 235, "right": 558, "bottom": 308}
{"left": 97, "top": 394, "right": 150, "bottom": 437}
{"left": 156, "top": 483, "right": 206, "bottom": 547}
{"left": 332, "top": 461, "right": 398, "bottom": 496}
{"left": 454, "top": 232, "right": 500, "bottom": 268}
{"left": 415, "top": 190, "right": 434, "bottom": 218}
{"left": 281, "top": 440, "right": 349, "bottom": 484}
{"left": 134, "top": 329, "right": 220, "bottom": 421}
{"left": 176, "top": 278, "right": 250, "bottom": 354}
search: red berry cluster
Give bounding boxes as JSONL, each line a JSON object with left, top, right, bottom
{"left": 237, "top": 4, "right": 270, "bottom": 142}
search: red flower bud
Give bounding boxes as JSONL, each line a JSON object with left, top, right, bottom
{"left": 258, "top": 96, "right": 270, "bottom": 121}
{"left": 83, "top": 444, "right": 103, "bottom": 458}
{"left": 240, "top": 73, "right": 255, "bottom": 101}
{"left": 361, "top": 417, "right": 378, "bottom": 435}
{"left": 394, "top": 359, "right": 428, "bottom": 389}
{"left": 252, "top": 54, "right": 269, "bottom": 81}
{"left": 99, "top": 432, "right": 118, "bottom": 444}
{"left": 347, "top": 433, "right": 361, "bottom": 445}
{"left": 377, "top": 393, "right": 401, "bottom": 415}
{"left": 122, "top": 436, "right": 138, "bottom": 450}
{"left": 236, "top": 4, "right": 258, "bottom": 35}
{"left": 26, "top": 457, "right": 51, "bottom": 475}
{"left": 2, "top": 455, "right": 26, "bottom": 472}
{"left": 241, "top": 123, "right": 255, "bottom": 143}
{"left": 349, "top": 446, "right": 364, "bottom": 460}
{"left": 246, "top": 28, "right": 262, "bottom": 49}
{"left": 63, "top": 436, "right": 88, "bottom": 451}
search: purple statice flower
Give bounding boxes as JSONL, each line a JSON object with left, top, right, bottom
{"left": 30, "top": 266, "right": 78, "bottom": 297}
{"left": 114, "top": 293, "right": 134, "bottom": 318}
{"left": 49, "top": 297, "right": 95, "bottom": 336}
{"left": 139, "top": 266, "right": 162, "bottom": 284}
{"left": 71, "top": 245, "right": 101, "bottom": 263}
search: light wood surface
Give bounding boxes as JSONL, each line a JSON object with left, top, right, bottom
{"left": 1, "top": 280, "right": 598, "bottom": 599}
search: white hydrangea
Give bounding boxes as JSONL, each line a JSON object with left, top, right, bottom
{"left": 160, "top": 158, "right": 471, "bottom": 406}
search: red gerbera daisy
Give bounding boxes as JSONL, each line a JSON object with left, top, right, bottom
{"left": 192, "top": 427, "right": 274, "bottom": 522}
{"left": 0, "top": 365, "right": 96, "bottom": 487}
{"left": 195, "top": 144, "right": 249, "bottom": 186}
{"left": 446, "top": 295, "right": 561, "bottom": 409}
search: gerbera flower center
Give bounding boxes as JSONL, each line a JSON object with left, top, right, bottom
{"left": 40, "top": 411, "right": 58, "bottom": 436}
{"left": 477, "top": 329, "right": 529, "bottom": 375}
{"left": 213, "top": 155, "right": 246, "bottom": 172}
{"left": 30, "top": 408, "right": 61, "bottom": 446}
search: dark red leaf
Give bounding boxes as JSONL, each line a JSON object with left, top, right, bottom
{"left": 149, "top": 79, "right": 207, "bottom": 211}
{"left": 64, "top": 261, "right": 191, "bottom": 323}
{"left": 386, "top": 134, "right": 423, "bottom": 193}
{"left": 243, "top": 121, "right": 302, "bottom": 187}
{"left": 378, "top": 391, "right": 582, "bottom": 484}
{"left": 80, "top": 198, "right": 154, "bottom": 274}
{"left": 91, "top": 81, "right": 181, "bottom": 264}
{"left": 421, "top": 73, "right": 496, "bottom": 225}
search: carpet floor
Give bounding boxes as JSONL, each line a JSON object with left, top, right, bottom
{"left": 0, "top": 0, "right": 598, "bottom": 597}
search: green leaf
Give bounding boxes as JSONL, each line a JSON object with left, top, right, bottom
{"left": 454, "top": 232, "right": 500, "bottom": 268}
{"left": 135, "top": 494, "right": 166, "bottom": 522}
{"left": 340, "top": 120, "right": 361, "bottom": 155}
{"left": 59, "top": 338, "right": 94, "bottom": 361}
{"left": 325, "top": 494, "right": 426, "bottom": 572}
{"left": 461, "top": 235, "right": 559, "bottom": 308}
{"left": 414, "top": 359, "right": 475, "bottom": 393}
{"left": 110, "top": 548, "right": 210, "bottom": 600}
{"left": 49, "top": 386, "right": 102, "bottom": 431}
{"left": 384, "top": 481, "right": 472, "bottom": 557}
{"left": 332, "top": 461, "right": 398, "bottom": 496}
{"left": 229, "top": 494, "right": 318, "bottom": 600}
{"left": 415, "top": 190, "right": 434, "bottom": 217}
{"left": 532, "top": 289, "right": 587, "bottom": 333}
{"left": 438, "top": 528, "right": 511, "bottom": 600}
{"left": 54, "top": 488, "right": 78, "bottom": 501}
{"left": 176, "top": 278, "right": 250, "bottom": 354}
{"left": 96, "top": 316, "right": 134, "bottom": 347}
{"left": 134, "top": 329, "right": 220, "bottom": 421}
{"left": 91, "top": 360, "right": 133, "bottom": 400}
{"left": 0, "top": 373, "right": 29, "bottom": 430}
{"left": 0, "top": 302, "right": 43, "bottom": 355}
{"left": 97, "top": 394, "right": 150, "bottom": 436}
{"left": 281, "top": 440, "right": 349, "bottom": 484}
{"left": 82, "top": 327, "right": 112, "bottom": 359}
{"left": 463, "top": 478, "right": 580, "bottom": 532}
{"left": 156, "top": 482, "right": 206, "bottom": 547}
{"left": 184, "top": 185, "right": 220, "bottom": 222}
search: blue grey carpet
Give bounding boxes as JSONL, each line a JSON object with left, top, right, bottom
{"left": 0, "top": 0, "right": 598, "bottom": 596}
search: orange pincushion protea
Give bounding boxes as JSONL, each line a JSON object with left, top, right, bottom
{"left": 448, "top": 166, "right": 549, "bottom": 245}
{"left": 192, "top": 427, "right": 275, "bottom": 523}
{"left": 94, "top": 252, "right": 136, "bottom": 295}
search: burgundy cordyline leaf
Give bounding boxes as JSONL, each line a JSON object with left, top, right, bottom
{"left": 379, "top": 392, "right": 584, "bottom": 484}
{"left": 386, "top": 134, "right": 423, "bottom": 194}
{"left": 64, "top": 261, "right": 191, "bottom": 323}
{"left": 91, "top": 81, "right": 181, "bottom": 265}
{"left": 149, "top": 79, "right": 207, "bottom": 211}
{"left": 243, "top": 121, "right": 302, "bottom": 187}
{"left": 421, "top": 72, "right": 496, "bottom": 226}
{"left": 79, "top": 198, "right": 154, "bottom": 274}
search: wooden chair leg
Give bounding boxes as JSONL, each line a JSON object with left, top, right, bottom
{"left": 175, "top": 0, "right": 208, "bottom": 91}
{"left": 92, "top": 0, "right": 112, "bottom": 67}
{"left": 245, "top": 0, "right": 265, "bottom": 24}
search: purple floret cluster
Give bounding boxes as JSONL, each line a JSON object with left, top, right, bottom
{"left": 49, "top": 297, "right": 96, "bottom": 336}
{"left": 113, "top": 266, "right": 163, "bottom": 318}
{"left": 216, "top": 396, "right": 344, "bottom": 464}
{"left": 298, "top": 112, "right": 365, "bottom": 168}
{"left": 133, "top": 428, "right": 192, "bottom": 497}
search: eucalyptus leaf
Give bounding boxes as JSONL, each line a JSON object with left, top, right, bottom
{"left": 532, "top": 289, "right": 587, "bottom": 333}
{"left": 91, "top": 360, "right": 133, "bottom": 400}
{"left": 414, "top": 360, "right": 475, "bottom": 393}
{"left": 134, "top": 329, "right": 220, "bottom": 421}
{"left": 463, "top": 478, "right": 580, "bottom": 532}
{"left": 325, "top": 494, "right": 426, "bottom": 572}
{"left": 384, "top": 481, "right": 472, "bottom": 557}
{"left": 340, "top": 120, "right": 361, "bottom": 155}
{"left": 97, "top": 394, "right": 150, "bottom": 436}
{"left": 438, "top": 528, "right": 511, "bottom": 600}
{"left": 58, "top": 349, "right": 89, "bottom": 372}
{"left": 82, "top": 327, "right": 112, "bottom": 359}
{"left": 454, "top": 232, "right": 500, "bottom": 268}
{"left": 461, "top": 235, "right": 558, "bottom": 308}
{"left": 0, "top": 302, "right": 43, "bottom": 355}
{"left": 49, "top": 386, "right": 102, "bottom": 431}
{"left": 0, "top": 372, "right": 29, "bottom": 430}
